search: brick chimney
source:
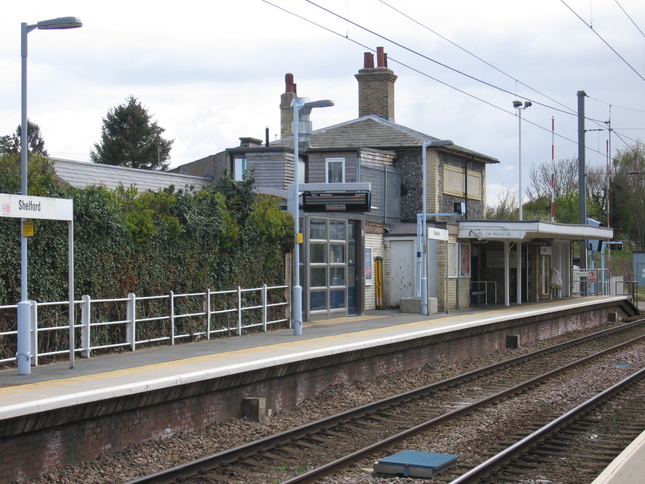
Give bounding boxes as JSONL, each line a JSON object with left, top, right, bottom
{"left": 355, "top": 47, "right": 397, "bottom": 122}
{"left": 280, "top": 73, "right": 297, "bottom": 139}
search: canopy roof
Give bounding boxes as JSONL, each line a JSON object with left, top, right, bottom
{"left": 458, "top": 220, "right": 613, "bottom": 242}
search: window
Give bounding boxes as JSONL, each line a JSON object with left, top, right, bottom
{"left": 234, "top": 158, "right": 246, "bottom": 181}
{"left": 310, "top": 220, "right": 327, "bottom": 240}
{"left": 326, "top": 158, "right": 345, "bottom": 183}
{"left": 298, "top": 157, "right": 306, "bottom": 184}
{"left": 308, "top": 218, "right": 348, "bottom": 314}
{"left": 443, "top": 165, "right": 482, "bottom": 200}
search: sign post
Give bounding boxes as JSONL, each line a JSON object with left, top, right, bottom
{"left": 1, "top": 193, "right": 75, "bottom": 373}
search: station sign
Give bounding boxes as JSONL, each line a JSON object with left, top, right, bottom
{"left": 473, "top": 229, "right": 526, "bottom": 240}
{"left": 0, "top": 193, "right": 73, "bottom": 221}
{"left": 427, "top": 227, "right": 449, "bottom": 241}
{"left": 302, "top": 191, "right": 371, "bottom": 213}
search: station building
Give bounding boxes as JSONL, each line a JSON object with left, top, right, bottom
{"left": 171, "top": 47, "right": 614, "bottom": 320}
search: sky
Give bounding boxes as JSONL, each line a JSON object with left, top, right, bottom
{"left": 1, "top": 0, "right": 643, "bottom": 206}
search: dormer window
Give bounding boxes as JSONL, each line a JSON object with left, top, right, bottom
{"left": 326, "top": 157, "right": 345, "bottom": 183}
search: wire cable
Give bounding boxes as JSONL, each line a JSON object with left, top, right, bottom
{"left": 560, "top": 0, "right": 645, "bottom": 82}
{"left": 379, "top": 0, "right": 577, "bottom": 115}
{"left": 261, "top": 0, "right": 637, "bottom": 158}
{"left": 614, "top": 0, "right": 645, "bottom": 38}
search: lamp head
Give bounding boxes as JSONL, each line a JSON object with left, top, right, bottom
{"left": 36, "top": 16, "right": 82, "bottom": 30}
{"left": 303, "top": 99, "right": 334, "bottom": 109}
{"left": 524, "top": 101, "right": 532, "bottom": 108}
{"left": 512, "top": 100, "right": 523, "bottom": 109}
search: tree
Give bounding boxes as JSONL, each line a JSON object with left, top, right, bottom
{"left": 526, "top": 157, "right": 577, "bottom": 201}
{"left": 0, "top": 120, "right": 48, "bottom": 157}
{"left": 524, "top": 156, "right": 607, "bottom": 224}
{"left": 90, "top": 96, "right": 173, "bottom": 170}
{"left": 486, "top": 186, "right": 518, "bottom": 220}
{"left": 610, "top": 142, "right": 645, "bottom": 249}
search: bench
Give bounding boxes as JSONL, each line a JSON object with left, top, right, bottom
{"left": 470, "top": 281, "right": 498, "bottom": 305}
{"left": 470, "top": 282, "right": 487, "bottom": 305}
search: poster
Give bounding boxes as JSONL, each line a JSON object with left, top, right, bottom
{"left": 365, "top": 248, "right": 373, "bottom": 285}
{"left": 459, "top": 243, "right": 471, "bottom": 277}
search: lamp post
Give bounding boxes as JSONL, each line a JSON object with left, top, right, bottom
{"left": 421, "top": 139, "right": 454, "bottom": 316}
{"left": 291, "top": 97, "right": 333, "bottom": 335}
{"left": 512, "top": 100, "right": 531, "bottom": 221}
{"left": 17, "top": 16, "right": 82, "bottom": 375}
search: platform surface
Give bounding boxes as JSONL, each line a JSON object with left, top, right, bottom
{"left": 591, "top": 429, "right": 645, "bottom": 484}
{"left": 0, "top": 296, "right": 632, "bottom": 420}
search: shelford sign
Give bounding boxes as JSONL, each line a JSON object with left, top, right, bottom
{"left": 0, "top": 193, "right": 73, "bottom": 221}
{"left": 428, "top": 227, "right": 449, "bottom": 241}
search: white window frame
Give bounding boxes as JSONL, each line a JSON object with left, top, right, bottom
{"left": 234, "top": 158, "right": 246, "bottom": 181}
{"left": 326, "top": 157, "right": 345, "bottom": 183}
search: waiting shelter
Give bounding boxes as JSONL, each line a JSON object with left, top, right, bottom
{"left": 457, "top": 220, "right": 615, "bottom": 306}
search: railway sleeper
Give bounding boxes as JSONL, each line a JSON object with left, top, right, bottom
{"left": 253, "top": 450, "right": 297, "bottom": 462}
{"left": 321, "top": 429, "right": 352, "bottom": 439}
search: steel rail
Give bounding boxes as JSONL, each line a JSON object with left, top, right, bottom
{"left": 450, "top": 366, "right": 645, "bottom": 483}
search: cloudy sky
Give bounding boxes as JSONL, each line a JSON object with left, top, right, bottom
{"left": 1, "top": 0, "right": 643, "bottom": 205}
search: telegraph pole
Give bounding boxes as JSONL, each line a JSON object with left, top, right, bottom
{"left": 577, "top": 90, "right": 587, "bottom": 270}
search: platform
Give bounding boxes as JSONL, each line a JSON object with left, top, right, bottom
{"left": 591, "top": 429, "right": 645, "bottom": 484}
{"left": 0, "top": 296, "right": 636, "bottom": 420}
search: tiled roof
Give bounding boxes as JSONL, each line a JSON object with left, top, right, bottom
{"left": 272, "top": 115, "right": 499, "bottom": 163}
{"left": 51, "top": 158, "right": 212, "bottom": 192}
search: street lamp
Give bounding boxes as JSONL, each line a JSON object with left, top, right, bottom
{"left": 17, "top": 16, "right": 82, "bottom": 375}
{"left": 291, "top": 97, "right": 333, "bottom": 336}
{"left": 512, "top": 100, "right": 531, "bottom": 221}
{"left": 421, "top": 139, "right": 454, "bottom": 316}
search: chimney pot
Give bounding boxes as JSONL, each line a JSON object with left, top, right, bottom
{"left": 376, "top": 46, "right": 385, "bottom": 67}
{"left": 363, "top": 52, "right": 374, "bottom": 68}
{"left": 285, "top": 73, "right": 295, "bottom": 93}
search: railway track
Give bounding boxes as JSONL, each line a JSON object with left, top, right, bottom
{"left": 451, "top": 366, "right": 645, "bottom": 483}
{"left": 125, "top": 319, "right": 645, "bottom": 484}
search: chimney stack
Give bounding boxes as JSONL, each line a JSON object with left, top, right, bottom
{"left": 280, "top": 73, "right": 297, "bottom": 139}
{"left": 355, "top": 47, "right": 397, "bottom": 122}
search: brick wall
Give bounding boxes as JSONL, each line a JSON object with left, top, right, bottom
{"left": 355, "top": 68, "right": 397, "bottom": 121}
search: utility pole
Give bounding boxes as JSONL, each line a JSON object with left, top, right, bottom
{"left": 577, "top": 90, "right": 587, "bottom": 270}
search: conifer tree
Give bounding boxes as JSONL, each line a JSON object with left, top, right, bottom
{"left": 90, "top": 96, "right": 173, "bottom": 170}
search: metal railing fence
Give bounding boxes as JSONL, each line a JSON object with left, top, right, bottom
{"left": 0, "top": 284, "right": 289, "bottom": 366}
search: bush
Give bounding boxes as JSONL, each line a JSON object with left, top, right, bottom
{"left": 0, "top": 168, "right": 293, "bottom": 350}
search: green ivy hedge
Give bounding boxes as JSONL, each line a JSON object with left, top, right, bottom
{"left": 0, "top": 156, "right": 294, "bottom": 347}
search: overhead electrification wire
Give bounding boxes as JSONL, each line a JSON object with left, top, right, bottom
{"left": 560, "top": 0, "right": 645, "bottom": 82}
{"left": 261, "top": 0, "right": 631, "bottom": 157}
{"left": 261, "top": 1, "right": 512, "bottom": 113}
{"left": 379, "top": 0, "right": 576, "bottom": 115}
{"left": 589, "top": 95, "right": 645, "bottom": 114}
{"left": 305, "top": 0, "right": 619, "bottom": 127}
{"left": 614, "top": 0, "right": 645, "bottom": 38}
{"left": 303, "top": 0, "right": 574, "bottom": 116}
